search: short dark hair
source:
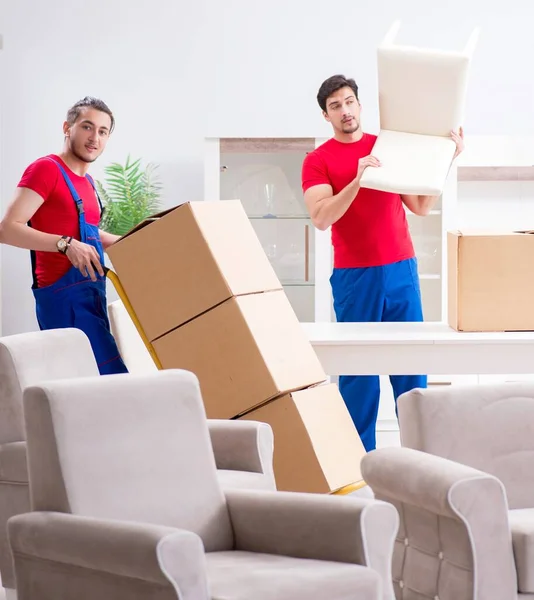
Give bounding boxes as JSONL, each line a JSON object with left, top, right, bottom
{"left": 66, "top": 96, "right": 115, "bottom": 133}
{"left": 317, "top": 75, "right": 359, "bottom": 112}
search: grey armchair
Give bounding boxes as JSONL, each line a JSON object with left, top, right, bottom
{"left": 362, "top": 382, "right": 534, "bottom": 600}
{"left": 9, "top": 369, "right": 399, "bottom": 600}
{"left": 0, "top": 328, "right": 274, "bottom": 596}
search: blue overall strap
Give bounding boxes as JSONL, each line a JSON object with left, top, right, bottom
{"left": 45, "top": 158, "right": 85, "bottom": 217}
{"left": 85, "top": 173, "right": 104, "bottom": 216}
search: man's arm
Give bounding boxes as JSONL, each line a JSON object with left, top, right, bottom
{"left": 0, "top": 187, "right": 104, "bottom": 281}
{"left": 304, "top": 155, "right": 381, "bottom": 230}
{"left": 0, "top": 187, "right": 61, "bottom": 251}
{"left": 99, "top": 229, "right": 121, "bottom": 250}
{"left": 400, "top": 194, "right": 440, "bottom": 216}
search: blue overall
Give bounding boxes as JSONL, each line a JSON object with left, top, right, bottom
{"left": 330, "top": 257, "right": 427, "bottom": 452}
{"left": 31, "top": 159, "right": 128, "bottom": 376}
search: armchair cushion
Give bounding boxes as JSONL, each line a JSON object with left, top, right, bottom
{"left": 205, "top": 551, "right": 382, "bottom": 600}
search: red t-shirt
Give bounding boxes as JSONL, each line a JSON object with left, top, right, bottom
{"left": 301, "top": 133, "right": 415, "bottom": 268}
{"left": 17, "top": 154, "right": 101, "bottom": 288}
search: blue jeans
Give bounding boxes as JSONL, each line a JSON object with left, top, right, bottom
{"left": 330, "top": 257, "right": 427, "bottom": 451}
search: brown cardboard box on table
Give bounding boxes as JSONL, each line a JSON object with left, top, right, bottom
{"left": 239, "top": 383, "right": 366, "bottom": 494}
{"left": 107, "top": 200, "right": 327, "bottom": 418}
{"left": 448, "top": 230, "right": 534, "bottom": 332}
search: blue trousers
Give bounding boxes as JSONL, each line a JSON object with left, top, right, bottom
{"left": 330, "top": 257, "right": 427, "bottom": 451}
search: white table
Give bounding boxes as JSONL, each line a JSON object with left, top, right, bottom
{"left": 302, "top": 321, "right": 534, "bottom": 377}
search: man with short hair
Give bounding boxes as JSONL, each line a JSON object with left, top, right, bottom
{"left": 0, "top": 96, "right": 128, "bottom": 375}
{"left": 302, "top": 74, "right": 463, "bottom": 451}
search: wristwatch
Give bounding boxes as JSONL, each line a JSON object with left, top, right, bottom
{"left": 57, "top": 235, "right": 72, "bottom": 254}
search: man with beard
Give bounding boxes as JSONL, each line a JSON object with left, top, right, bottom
{"left": 301, "top": 74, "right": 464, "bottom": 452}
{"left": 0, "top": 96, "right": 128, "bottom": 375}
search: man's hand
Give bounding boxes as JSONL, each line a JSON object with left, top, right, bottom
{"left": 451, "top": 127, "right": 464, "bottom": 160}
{"left": 356, "top": 155, "right": 381, "bottom": 182}
{"left": 65, "top": 239, "right": 104, "bottom": 282}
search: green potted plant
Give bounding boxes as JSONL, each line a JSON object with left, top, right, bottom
{"left": 96, "top": 155, "right": 162, "bottom": 237}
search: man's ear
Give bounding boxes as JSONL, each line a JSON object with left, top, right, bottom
{"left": 322, "top": 110, "right": 331, "bottom": 123}
{"left": 63, "top": 121, "right": 71, "bottom": 137}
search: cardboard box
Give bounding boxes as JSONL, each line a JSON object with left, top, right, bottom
{"left": 107, "top": 200, "right": 282, "bottom": 342}
{"left": 152, "top": 290, "right": 327, "bottom": 418}
{"left": 448, "top": 230, "right": 534, "bottom": 331}
{"left": 239, "top": 383, "right": 366, "bottom": 494}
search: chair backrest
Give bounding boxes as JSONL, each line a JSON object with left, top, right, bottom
{"left": 377, "top": 21, "right": 479, "bottom": 136}
{"left": 23, "top": 369, "right": 234, "bottom": 552}
{"left": 108, "top": 300, "right": 158, "bottom": 374}
{"left": 0, "top": 328, "right": 99, "bottom": 443}
{"left": 398, "top": 383, "right": 534, "bottom": 509}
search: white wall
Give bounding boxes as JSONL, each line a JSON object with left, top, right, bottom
{"left": 1, "top": 0, "right": 534, "bottom": 334}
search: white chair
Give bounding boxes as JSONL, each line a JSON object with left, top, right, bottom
{"left": 359, "top": 20, "right": 480, "bottom": 196}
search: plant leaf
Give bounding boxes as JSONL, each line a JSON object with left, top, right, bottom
{"left": 96, "top": 156, "right": 163, "bottom": 236}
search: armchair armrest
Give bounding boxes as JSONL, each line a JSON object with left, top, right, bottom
{"left": 8, "top": 512, "right": 209, "bottom": 600}
{"left": 225, "top": 487, "right": 398, "bottom": 597}
{"left": 208, "top": 419, "right": 274, "bottom": 476}
{"left": 361, "top": 447, "right": 518, "bottom": 600}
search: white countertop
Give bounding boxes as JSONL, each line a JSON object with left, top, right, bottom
{"left": 301, "top": 321, "right": 534, "bottom": 346}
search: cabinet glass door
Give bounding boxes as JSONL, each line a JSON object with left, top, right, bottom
{"left": 219, "top": 138, "right": 316, "bottom": 321}
{"left": 405, "top": 198, "right": 443, "bottom": 322}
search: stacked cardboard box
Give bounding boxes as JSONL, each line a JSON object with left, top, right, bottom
{"left": 108, "top": 200, "right": 366, "bottom": 493}
{"left": 448, "top": 230, "right": 534, "bottom": 332}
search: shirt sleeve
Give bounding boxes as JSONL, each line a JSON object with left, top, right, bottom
{"left": 17, "top": 157, "right": 59, "bottom": 202}
{"left": 301, "top": 151, "right": 331, "bottom": 193}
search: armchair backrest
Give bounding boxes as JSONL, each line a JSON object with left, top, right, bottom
{"left": 0, "top": 328, "right": 99, "bottom": 443}
{"left": 23, "top": 369, "right": 234, "bottom": 552}
{"left": 398, "top": 383, "right": 534, "bottom": 509}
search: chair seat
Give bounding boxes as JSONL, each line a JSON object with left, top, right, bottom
{"left": 0, "top": 442, "right": 28, "bottom": 484}
{"left": 359, "top": 129, "right": 456, "bottom": 196}
{"left": 509, "top": 508, "right": 534, "bottom": 593}
{"left": 205, "top": 550, "right": 381, "bottom": 600}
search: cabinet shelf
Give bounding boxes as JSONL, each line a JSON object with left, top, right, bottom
{"left": 406, "top": 209, "right": 442, "bottom": 216}
{"left": 220, "top": 137, "right": 315, "bottom": 154}
{"left": 457, "top": 165, "right": 534, "bottom": 181}
{"left": 282, "top": 280, "right": 315, "bottom": 287}
{"left": 249, "top": 214, "right": 311, "bottom": 220}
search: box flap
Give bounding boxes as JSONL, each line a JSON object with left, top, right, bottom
{"left": 115, "top": 203, "right": 190, "bottom": 241}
